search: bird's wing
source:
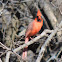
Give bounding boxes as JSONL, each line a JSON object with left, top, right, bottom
{"left": 25, "top": 22, "right": 33, "bottom": 38}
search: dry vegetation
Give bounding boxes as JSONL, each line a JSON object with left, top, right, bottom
{"left": 0, "top": 0, "right": 62, "bottom": 62}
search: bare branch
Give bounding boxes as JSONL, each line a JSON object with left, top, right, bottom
{"left": 13, "top": 29, "right": 53, "bottom": 52}
{"left": 5, "top": 51, "right": 11, "bottom": 62}
{"left": 47, "top": 47, "right": 62, "bottom": 62}
{"left": 0, "top": 42, "right": 11, "bottom": 50}
{"left": 36, "top": 21, "right": 62, "bottom": 62}
{"left": 0, "top": 58, "right": 2, "bottom": 62}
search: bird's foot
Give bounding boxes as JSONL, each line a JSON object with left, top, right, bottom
{"left": 30, "top": 37, "right": 33, "bottom": 40}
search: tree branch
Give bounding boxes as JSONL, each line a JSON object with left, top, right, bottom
{"left": 36, "top": 21, "right": 62, "bottom": 62}
{"left": 13, "top": 29, "right": 53, "bottom": 52}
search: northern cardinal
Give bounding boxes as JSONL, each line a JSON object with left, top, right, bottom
{"left": 22, "top": 9, "right": 43, "bottom": 60}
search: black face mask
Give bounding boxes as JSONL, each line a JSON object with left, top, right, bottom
{"left": 36, "top": 16, "right": 41, "bottom": 22}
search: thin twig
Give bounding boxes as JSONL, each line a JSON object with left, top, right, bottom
{"left": 0, "top": 50, "right": 8, "bottom": 57}
{"left": 0, "top": 42, "right": 11, "bottom": 50}
{"left": 0, "top": 42, "right": 22, "bottom": 61}
{"left": 47, "top": 47, "right": 62, "bottom": 62}
{"left": 21, "top": 0, "right": 33, "bottom": 2}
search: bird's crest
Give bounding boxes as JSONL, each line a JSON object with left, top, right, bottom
{"left": 37, "top": 9, "right": 42, "bottom": 16}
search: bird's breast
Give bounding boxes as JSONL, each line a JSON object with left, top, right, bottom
{"left": 31, "top": 21, "right": 43, "bottom": 35}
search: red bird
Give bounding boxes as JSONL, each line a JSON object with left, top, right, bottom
{"left": 22, "top": 9, "right": 43, "bottom": 60}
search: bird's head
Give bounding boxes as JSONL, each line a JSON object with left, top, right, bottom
{"left": 37, "top": 9, "right": 42, "bottom": 17}
{"left": 36, "top": 10, "right": 43, "bottom": 22}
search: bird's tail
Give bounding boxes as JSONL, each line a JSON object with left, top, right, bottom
{"left": 22, "top": 37, "right": 29, "bottom": 60}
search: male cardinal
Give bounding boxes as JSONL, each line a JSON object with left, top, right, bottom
{"left": 22, "top": 9, "right": 43, "bottom": 60}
